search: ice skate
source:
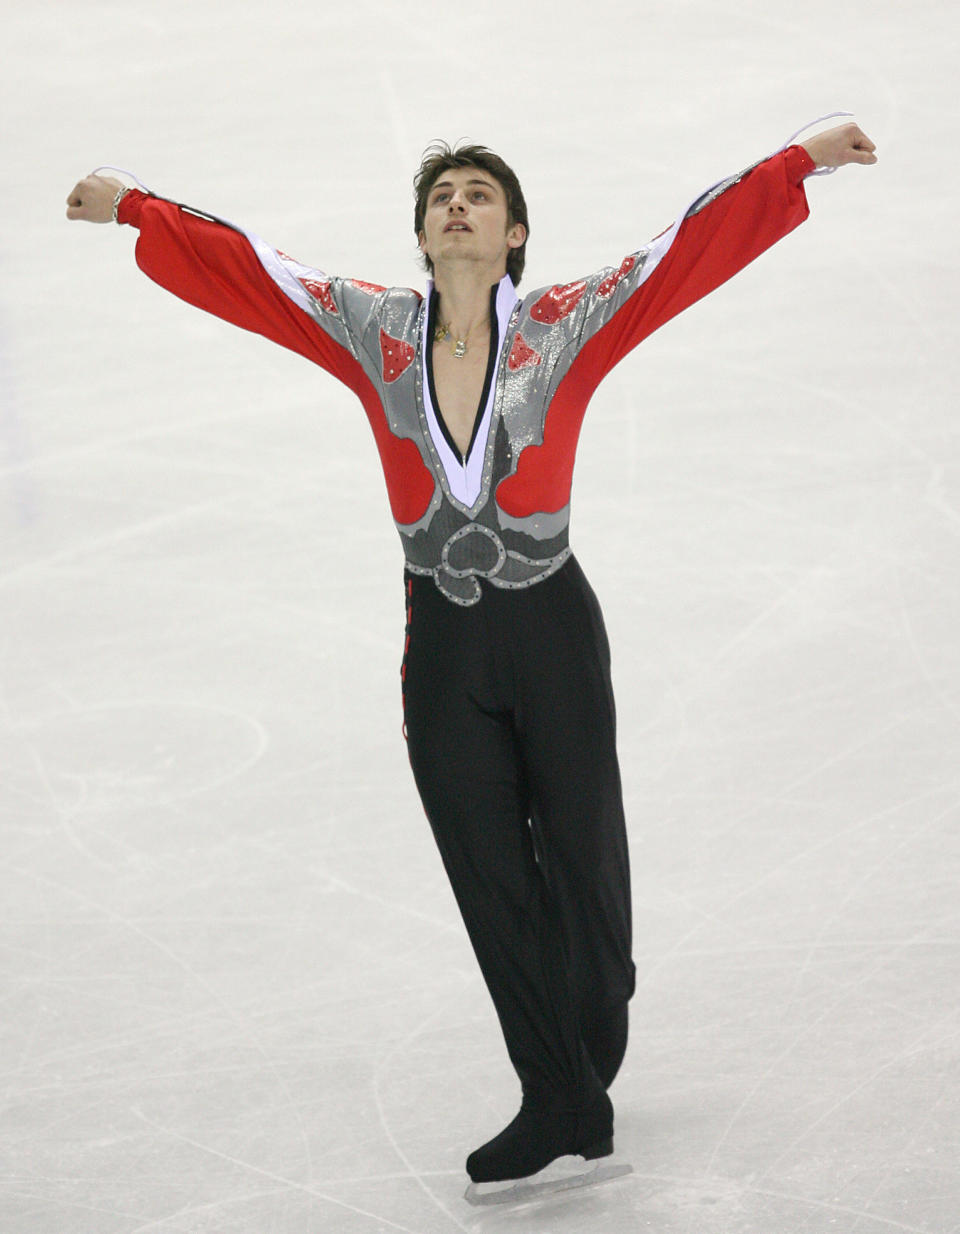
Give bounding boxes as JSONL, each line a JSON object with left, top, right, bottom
{"left": 464, "top": 1147, "right": 633, "bottom": 1206}
{"left": 463, "top": 1089, "right": 632, "bottom": 1206}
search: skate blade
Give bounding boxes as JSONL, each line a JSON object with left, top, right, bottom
{"left": 464, "top": 1155, "right": 633, "bottom": 1207}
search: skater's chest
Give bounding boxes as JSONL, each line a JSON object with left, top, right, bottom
{"left": 430, "top": 339, "right": 492, "bottom": 462}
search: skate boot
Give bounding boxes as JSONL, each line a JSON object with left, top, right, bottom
{"left": 464, "top": 1086, "right": 632, "bottom": 1206}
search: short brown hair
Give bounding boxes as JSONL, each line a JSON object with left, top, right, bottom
{"left": 413, "top": 141, "right": 530, "bottom": 285}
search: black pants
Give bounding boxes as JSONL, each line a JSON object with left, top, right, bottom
{"left": 402, "top": 555, "right": 635, "bottom": 1103}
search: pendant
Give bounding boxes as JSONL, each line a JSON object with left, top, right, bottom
{"left": 434, "top": 319, "right": 467, "bottom": 357}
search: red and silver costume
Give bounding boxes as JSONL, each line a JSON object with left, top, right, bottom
{"left": 117, "top": 142, "right": 815, "bottom": 606}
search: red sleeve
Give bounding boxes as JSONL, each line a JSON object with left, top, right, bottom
{"left": 495, "top": 146, "right": 816, "bottom": 519}
{"left": 117, "top": 190, "right": 363, "bottom": 388}
{"left": 584, "top": 144, "right": 815, "bottom": 377}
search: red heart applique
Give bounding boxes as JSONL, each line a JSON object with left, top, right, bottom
{"left": 597, "top": 255, "right": 636, "bottom": 299}
{"left": 380, "top": 330, "right": 415, "bottom": 382}
{"left": 507, "top": 332, "right": 542, "bottom": 371}
{"left": 530, "top": 280, "right": 587, "bottom": 323}
{"left": 299, "top": 277, "right": 339, "bottom": 315}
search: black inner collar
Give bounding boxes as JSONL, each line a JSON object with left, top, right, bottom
{"left": 426, "top": 283, "right": 500, "bottom": 466}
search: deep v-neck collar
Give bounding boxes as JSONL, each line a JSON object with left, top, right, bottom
{"left": 426, "top": 283, "right": 499, "bottom": 466}
{"left": 420, "top": 273, "right": 520, "bottom": 510}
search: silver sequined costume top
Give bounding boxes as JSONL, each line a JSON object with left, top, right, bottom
{"left": 119, "top": 141, "right": 816, "bottom": 605}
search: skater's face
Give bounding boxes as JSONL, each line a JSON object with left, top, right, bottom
{"left": 418, "top": 167, "right": 526, "bottom": 280}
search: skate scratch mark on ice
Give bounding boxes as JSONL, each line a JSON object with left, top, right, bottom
{"left": 851, "top": 1081, "right": 956, "bottom": 1234}
{"left": 0, "top": 1004, "right": 231, "bottom": 1096}
{"left": 921, "top": 462, "right": 960, "bottom": 535}
{"left": 18, "top": 736, "right": 108, "bottom": 872}
{"left": 632, "top": 1171, "right": 933, "bottom": 1234}
{"left": 657, "top": 885, "right": 756, "bottom": 948}
{"left": 0, "top": 878, "right": 54, "bottom": 1114}
{"left": 665, "top": 665, "right": 923, "bottom": 827}
{"left": 697, "top": 551, "right": 858, "bottom": 679}
{"left": 638, "top": 777, "right": 950, "bottom": 991}
{"left": 0, "top": 498, "right": 231, "bottom": 590}
{"left": 310, "top": 1169, "right": 464, "bottom": 1186}
{"left": 782, "top": 796, "right": 958, "bottom": 1011}
{"left": 722, "top": 357, "right": 930, "bottom": 466}
{"left": 101, "top": 441, "right": 285, "bottom": 482}
{"left": 692, "top": 794, "right": 958, "bottom": 1184}
{"left": 693, "top": 935, "right": 935, "bottom": 1198}
{"left": 7, "top": 1059, "right": 297, "bottom": 1133}
{"left": 756, "top": 1004, "right": 960, "bottom": 1187}
{"left": 642, "top": 675, "right": 692, "bottom": 788}
{"left": 120, "top": 1187, "right": 290, "bottom": 1233}
{"left": 13, "top": 700, "right": 270, "bottom": 805}
{"left": 895, "top": 565, "right": 960, "bottom": 721}
{"left": 4, "top": 865, "right": 315, "bottom": 1184}
{"left": 741, "top": 708, "right": 950, "bottom": 807}
{"left": 2, "top": 1184, "right": 154, "bottom": 1224}
{"left": 669, "top": 937, "right": 957, "bottom": 962}
{"left": 239, "top": 827, "right": 461, "bottom": 936}
{"left": 668, "top": 355, "right": 949, "bottom": 683}
{"left": 798, "top": 370, "right": 960, "bottom": 539}
{"left": 322, "top": 872, "right": 462, "bottom": 935}
{"left": 130, "top": 1109, "right": 425, "bottom": 1234}
{"left": 0, "top": 403, "right": 283, "bottom": 480}
{"left": 0, "top": 326, "right": 39, "bottom": 525}
{"left": 372, "top": 1001, "right": 472, "bottom": 1232}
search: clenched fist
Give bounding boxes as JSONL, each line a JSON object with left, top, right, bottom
{"left": 66, "top": 174, "right": 126, "bottom": 223}
{"left": 800, "top": 123, "right": 878, "bottom": 170}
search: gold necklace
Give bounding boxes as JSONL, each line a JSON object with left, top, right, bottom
{"left": 434, "top": 320, "right": 468, "bottom": 359}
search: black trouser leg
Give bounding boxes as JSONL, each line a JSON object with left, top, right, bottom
{"left": 402, "top": 559, "right": 634, "bottom": 1101}
{"left": 512, "top": 559, "right": 635, "bottom": 1085}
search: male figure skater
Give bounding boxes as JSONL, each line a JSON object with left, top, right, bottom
{"left": 66, "top": 117, "right": 877, "bottom": 1203}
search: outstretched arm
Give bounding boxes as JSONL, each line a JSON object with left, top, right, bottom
{"left": 65, "top": 172, "right": 377, "bottom": 389}
{"left": 495, "top": 122, "right": 878, "bottom": 519}
{"left": 575, "top": 122, "right": 878, "bottom": 376}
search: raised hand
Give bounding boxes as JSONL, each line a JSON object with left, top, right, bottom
{"left": 801, "top": 123, "right": 878, "bottom": 170}
{"left": 66, "top": 174, "right": 126, "bottom": 223}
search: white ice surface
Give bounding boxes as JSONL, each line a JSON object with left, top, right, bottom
{"left": 2, "top": 2, "right": 959, "bottom": 1230}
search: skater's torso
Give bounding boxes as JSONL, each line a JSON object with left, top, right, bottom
{"left": 356, "top": 271, "right": 597, "bottom": 606}
{"left": 117, "top": 142, "right": 815, "bottom": 607}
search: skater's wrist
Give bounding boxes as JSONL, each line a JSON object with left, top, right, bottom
{"left": 115, "top": 189, "right": 147, "bottom": 227}
{"left": 786, "top": 144, "right": 818, "bottom": 183}
{"left": 111, "top": 185, "right": 131, "bottom": 222}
